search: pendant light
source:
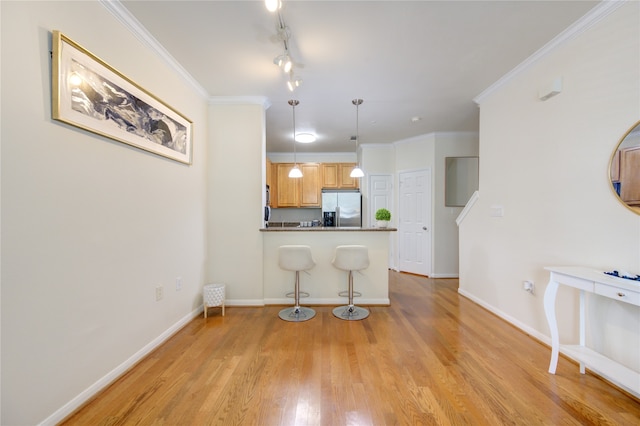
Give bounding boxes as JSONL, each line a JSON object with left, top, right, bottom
{"left": 288, "top": 99, "right": 303, "bottom": 178}
{"left": 350, "top": 99, "right": 365, "bottom": 178}
{"left": 265, "top": 0, "right": 281, "bottom": 12}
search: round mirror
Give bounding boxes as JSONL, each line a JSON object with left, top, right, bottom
{"left": 610, "top": 120, "right": 640, "bottom": 214}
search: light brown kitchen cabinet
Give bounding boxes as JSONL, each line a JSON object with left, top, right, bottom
{"left": 321, "top": 163, "right": 339, "bottom": 188}
{"left": 275, "top": 163, "right": 300, "bottom": 207}
{"left": 274, "top": 163, "right": 321, "bottom": 208}
{"left": 338, "top": 163, "right": 359, "bottom": 189}
{"left": 300, "top": 163, "right": 321, "bottom": 207}
{"left": 266, "top": 158, "right": 273, "bottom": 206}
{"left": 322, "top": 163, "right": 359, "bottom": 189}
{"left": 620, "top": 146, "right": 640, "bottom": 206}
{"left": 270, "top": 162, "right": 354, "bottom": 208}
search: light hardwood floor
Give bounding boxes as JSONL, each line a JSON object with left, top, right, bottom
{"left": 62, "top": 272, "right": 640, "bottom": 425}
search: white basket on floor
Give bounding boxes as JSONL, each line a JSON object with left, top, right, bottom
{"left": 203, "top": 283, "right": 225, "bottom": 317}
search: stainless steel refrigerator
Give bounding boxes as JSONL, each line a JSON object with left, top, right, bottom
{"left": 321, "top": 190, "right": 362, "bottom": 227}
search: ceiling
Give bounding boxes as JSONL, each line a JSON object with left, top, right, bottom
{"left": 119, "top": 0, "right": 599, "bottom": 153}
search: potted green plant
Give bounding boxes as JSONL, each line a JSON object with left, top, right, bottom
{"left": 375, "top": 208, "right": 391, "bottom": 228}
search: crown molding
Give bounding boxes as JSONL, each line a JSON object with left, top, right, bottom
{"left": 393, "top": 133, "right": 436, "bottom": 146}
{"left": 209, "top": 96, "right": 272, "bottom": 110}
{"left": 473, "top": 0, "right": 628, "bottom": 105}
{"left": 100, "top": 0, "right": 209, "bottom": 99}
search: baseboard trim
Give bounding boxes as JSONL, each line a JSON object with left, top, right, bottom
{"left": 224, "top": 299, "right": 265, "bottom": 306}
{"left": 264, "top": 298, "right": 390, "bottom": 306}
{"left": 431, "top": 273, "right": 459, "bottom": 279}
{"left": 457, "top": 288, "right": 550, "bottom": 345}
{"left": 40, "top": 307, "right": 203, "bottom": 426}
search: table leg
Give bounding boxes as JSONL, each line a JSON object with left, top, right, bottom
{"left": 544, "top": 277, "right": 560, "bottom": 374}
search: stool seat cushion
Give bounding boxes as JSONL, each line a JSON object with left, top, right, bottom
{"left": 278, "top": 245, "right": 316, "bottom": 271}
{"left": 332, "top": 245, "right": 370, "bottom": 271}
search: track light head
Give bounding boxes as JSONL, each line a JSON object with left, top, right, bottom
{"left": 287, "top": 76, "right": 302, "bottom": 91}
{"left": 283, "top": 56, "right": 292, "bottom": 73}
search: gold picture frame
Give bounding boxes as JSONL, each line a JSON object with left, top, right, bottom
{"left": 52, "top": 30, "right": 193, "bottom": 164}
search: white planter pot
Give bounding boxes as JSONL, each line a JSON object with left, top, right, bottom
{"left": 376, "top": 220, "right": 389, "bottom": 228}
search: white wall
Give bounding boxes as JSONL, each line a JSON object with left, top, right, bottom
{"left": 360, "top": 143, "right": 395, "bottom": 226}
{"left": 1, "top": 2, "right": 208, "bottom": 424}
{"left": 434, "top": 133, "right": 479, "bottom": 277}
{"left": 207, "top": 103, "right": 266, "bottom": 304}
{"left": 390, "top": 133, "right": 478, "bottom": 276}
{"left": 459, "top": 0, "right": 640, "bottom": 379}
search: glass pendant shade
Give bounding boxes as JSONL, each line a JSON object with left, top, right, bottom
{"left": 350, "top": 166, "right": 364, "bottom": 178}
{"left": 265, "top": 0, "right": 281, "bottom": 12}
{"left": 289, "top": 165, "right": 303, "bottom": 178}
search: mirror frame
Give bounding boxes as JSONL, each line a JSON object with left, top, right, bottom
{"left": 445, "top": 156, "right": 479, "bottom": 207}
{"left": 609, "top": 120, "right": 640, "bottom": 215}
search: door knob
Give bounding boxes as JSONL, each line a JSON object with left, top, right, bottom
{"left": 422, "top": 226, "right": 428, "bottom": 230}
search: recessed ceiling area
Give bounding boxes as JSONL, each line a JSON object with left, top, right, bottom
{"left": 120, "top": 0, "right": 599, "bottom": 153}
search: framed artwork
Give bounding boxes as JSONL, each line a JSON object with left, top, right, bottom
{"left": 51, "top": 30, "right": 193, "bottom": 164}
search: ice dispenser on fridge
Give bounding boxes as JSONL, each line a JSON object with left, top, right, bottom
{"left": 321, "top": 190, "right": 361, "bottom": 227}
{"left": 323, "top": 211, "right": 336, "bottom": 227}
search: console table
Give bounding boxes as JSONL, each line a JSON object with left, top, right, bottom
{"left": 543, "top": 266, "right": 640, "bottom": 397}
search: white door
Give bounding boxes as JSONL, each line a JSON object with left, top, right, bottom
{"left": 398, "top": 169, "right": 431, "bottom": 276}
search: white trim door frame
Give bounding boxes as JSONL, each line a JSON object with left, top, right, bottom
{"left": 398, "top": 168, "right": 432, "bottom": 276}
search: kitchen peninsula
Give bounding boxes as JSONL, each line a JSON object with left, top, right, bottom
{"left": 261, "top": 227, "right": 396, "bottom": 305}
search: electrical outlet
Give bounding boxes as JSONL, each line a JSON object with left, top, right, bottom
{"left": 155, "top": 286, "right": 164, "bottom": 301}
{"left": 523, "top": 281, "right": 534, "bottom": 294}
{"left": 176, "top": 277, "right": 182, "bottom": 291}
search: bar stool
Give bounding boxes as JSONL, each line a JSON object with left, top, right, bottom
{"left": 278, "top": 245, "right": 316, "bottom": 322}
{"left": 332, "top": 245, "right": 370, "bottom": 320}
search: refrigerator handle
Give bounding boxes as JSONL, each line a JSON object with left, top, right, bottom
{"left": 336, "top": 206, "right": 340, "bottom": 227}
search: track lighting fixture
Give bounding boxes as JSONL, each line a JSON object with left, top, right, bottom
{"left": 283, "top": 55, "right": 292, "bottom": 73}
{"left": 266, "top": 0, "right": 303, "bottom": 92}
{"left": 274, "top": 53, "right": 292, "bottom": 73}
{"left": 287, "top": 74, "right": 302, "bottom": 92}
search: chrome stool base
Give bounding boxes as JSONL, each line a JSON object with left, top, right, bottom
{"left": 279, "top": 306, "right": 316, "bottom": 322}
{"left": 332, "top": 305, "right": 369, "bottom": 321}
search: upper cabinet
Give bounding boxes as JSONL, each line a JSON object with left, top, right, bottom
{"left": 321, "top": 163, "right": 359, "bottom": 189}
{"left": 272, "top": 163, "right": 321, "bottom": 208}
{"left": 266, "top": 158, "right": 273, "bottom": 206}
{"left": 267, "top": 160, "right": 359, "bottom": 208}
{"left": 275, "top": 163, "right": 300, "bottom": 207}
{"left": 300, "top": 163, "right": 321, "bottom": 207}
{"left": 321, "top": 163, "right": 339, "bottom": 188}
{"left": 269, "top": 162, "right": 357, "bottom": 208}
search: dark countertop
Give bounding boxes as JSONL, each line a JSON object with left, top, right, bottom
{"left": 260, "top": 226, "right": 397, "bottom": 232}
